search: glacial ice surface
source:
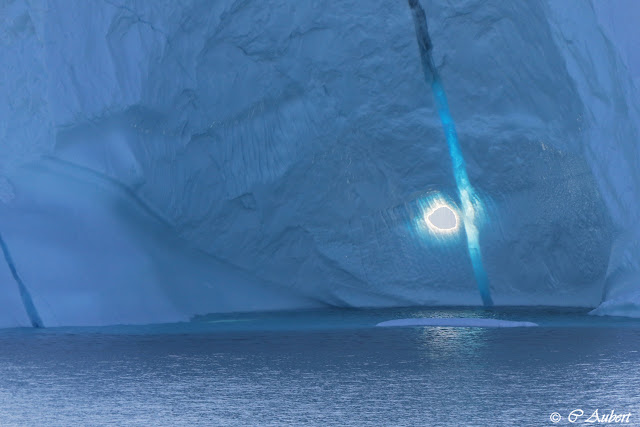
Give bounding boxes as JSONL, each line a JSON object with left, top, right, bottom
{"left": 0, "top": 0, "right": 639, "bottom": 326}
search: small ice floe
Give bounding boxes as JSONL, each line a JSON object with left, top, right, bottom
{"left": 376, "top": 318, "right": 538, "bottom": 328}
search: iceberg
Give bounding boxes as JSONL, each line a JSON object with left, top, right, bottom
{"left": 0, "top": 0, "right": 638, "bottom": 326}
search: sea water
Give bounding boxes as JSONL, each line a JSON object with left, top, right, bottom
{"left": 0, "top": 307, "right": 639, "bottom": 426}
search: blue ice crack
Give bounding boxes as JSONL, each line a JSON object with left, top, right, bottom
{"left": 408, "top": 0, "right": 493, "bottom": 306}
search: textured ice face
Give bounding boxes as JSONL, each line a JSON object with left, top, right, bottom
{"left": 0, "top": 0, "right": 638, "bottom": 326}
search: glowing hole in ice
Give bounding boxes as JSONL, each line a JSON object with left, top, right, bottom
{"left": 427, "top": 206, "right": 457, "bottom": 231}
{"left": 420, "top": 202, "right": 460, "bottom": 235}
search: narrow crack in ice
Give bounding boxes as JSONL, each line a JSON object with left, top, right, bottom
{"left": 408, "top": 0, "right": 493, "bottom": 306}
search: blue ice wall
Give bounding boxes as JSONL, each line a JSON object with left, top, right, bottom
{"left": 0, "top": 0, "right": 638, "bottom": 326}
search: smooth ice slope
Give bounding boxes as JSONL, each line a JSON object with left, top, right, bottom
{"left": 0, "top": 158, "right": 316, "bottom": 327}
{"left": 0, "top": 0, "right": 639, "bottom": 325}
{"left": 594, "top": 0, "right": 640, "bottom": 90}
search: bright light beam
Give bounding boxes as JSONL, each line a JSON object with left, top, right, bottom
{"left": 408, "top": 0, "right": 493, "bottom": 306}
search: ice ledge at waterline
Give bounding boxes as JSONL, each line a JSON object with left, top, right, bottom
{"left": 0, "top": 0, "right": 639, "bottom": 326}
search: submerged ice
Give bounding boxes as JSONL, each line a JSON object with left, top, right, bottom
{"left": 376, "top": 318, "right": 538, "bottom": 328}
{"left": 0, "top": 0, "right": 638, "bottom": 327}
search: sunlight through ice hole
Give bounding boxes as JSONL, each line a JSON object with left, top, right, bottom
{"left": 426, "top": 205, "right": 458, "bottom": 232}
{"left": 421, "top": 201, "right": 460, "bottom": 236}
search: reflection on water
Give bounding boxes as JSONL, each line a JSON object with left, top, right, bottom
{"left": 0, "top": 307, "right": 639, "bottom": 426}
{"left": 419, "top": 326, "right": 488, "bottom": 360}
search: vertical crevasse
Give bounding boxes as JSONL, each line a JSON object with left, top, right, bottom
{"left": 0, "top": 232, "right": 44, "bottom": 328}
{"left": 408, "top": 0, "right": 493, "bottom": 306}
